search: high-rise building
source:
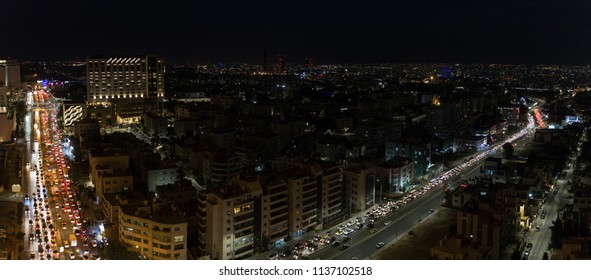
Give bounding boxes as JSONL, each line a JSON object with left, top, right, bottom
{"left": 276, "top": 54, "right": 286, "bottom": 74}
{"left": 86, "top": 55, "right": 164, "bottom": 122}
{"left": 0, "top": 59, "right": 20, "bottom": 109}
{"left": 0, "top": 59, "right": 21, "bottom": 89}
{"left": 263, "top": 49, "right": 269, "bottom": 72}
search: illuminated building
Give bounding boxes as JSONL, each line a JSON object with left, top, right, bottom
{"left": 0, "top": 59, "right": 20, "bottom": 89}
{"left": 86, "top": 55, "right": 164, "bottom": 122}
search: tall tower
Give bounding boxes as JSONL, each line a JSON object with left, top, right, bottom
{"left": 277, "top": 54, "right": 286, "bottom": 74}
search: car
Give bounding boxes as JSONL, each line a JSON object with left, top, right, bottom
{"left": 91, "top": 239, "right": 98, "bottom": 248}
{"left": 384, "top": 220, "right": 392, "bottom": 226}
{"left": 535, "top": 226, "right": 541, "bottom": 232}
{"left": 63, "top": 240, "right": 70, "bottom": 248}
{"left": 366, "top": 223, "right": 374, "bottom": 229}
{"left": 30, "top": 253, "right": 36, "bottom": 260}
{"left": 68, "top": 251, "right": 75, "bottom": 259}
{"left": 267, "top": 253, "right": 279, "bottom": 260}
{"left": 542, "top": 210, "right": 547, "bottom": 215}
{"left": 332, "top": 241, "right": 341, "bottom": 248}
{"left": 527, "top": 243, "right": 533, "bottom": 250}
{"left": 326, "top": 236, "right": 337, "bottom": 244}
{"left": 541, "top": 214, "right": 546, "bottom": 219}
{"left": 376, "top": 242, "right": 385, "bottom": 249}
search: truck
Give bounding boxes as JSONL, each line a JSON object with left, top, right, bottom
{"left": 69, "top": 234, "right": 77, "bottom": 247}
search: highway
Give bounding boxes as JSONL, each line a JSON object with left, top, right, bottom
{"left": 309, "top": 116, "right": 536, "bottom": 260}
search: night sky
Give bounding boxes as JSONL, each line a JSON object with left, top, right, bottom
{"left": 2, "top": 0, "right": 591, "bottom": 65}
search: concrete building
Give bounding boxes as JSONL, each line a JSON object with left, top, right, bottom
{"left": 94, "top": 167, "right": 134, "bottom": 195}
{"left": 197, "top": 181, "right": 259, "bottom": 260}
{"left": 424, "top": 101, "right": 462, "bottom": 139}
{"left": 202, "top": 150, "right": 240, "bottom": 185}
{"left": 354, "top": 120, "right": 387, "bottom": 148}
{"left": 0, "top": 112, "right": 15, "bottom": 144}
{"left": 114, "top": 195, "right": 188, "bottom": 259}
{"left": 315, "top": 135, "right": 346, "bottom": 163}
{"left": 431, "top": 199, "right": 510, "bottom": 259}
{"left": 375, "top": 156, "right": 414, "bottom": 194}
{"left": 454, "top": 135, "right": 487, "bottom": 152}
{"left": 344, "top": 162, "right": 375, "bottom": 213}
{"left": 143, "top": 112, "right": 168, "bottom": 137}
{"left": 140, "top": 160, "right": 178, "bottom": 193}
{"left": 385, "top": 138, "right": 431, "bottom": 177}
{"left": 269, "top": 150, "right": 303, "bottom": 171}
{"left": 206, "top": 128, "right": 238, "bottom": 152}
{"left": 286, "top": 168, "right": 319, "bottom": 238}
{"left": 88, "top": 148, "right": 130, "bottom": 192}
{"left": 235, "top": 141, "right": 264, "bottom": 171}
{"left": 257, "top": 173, "right": 289, "bottom": 248}
{"left": 307, "top": 162, "right": 344, "bottom": 228}
{"left": 498, "top": 105, "right": 520, "bottom": 126}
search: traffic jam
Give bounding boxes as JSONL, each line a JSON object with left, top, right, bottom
{"left": 265, "top": 115, "right": 535, "bottom": 260}
{"left": 25, "top": 89, "right": 105, "bottom": 260}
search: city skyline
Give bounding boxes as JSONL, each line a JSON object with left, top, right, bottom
{"left": 2, "top": 1, "right": 591, "bottom": 65}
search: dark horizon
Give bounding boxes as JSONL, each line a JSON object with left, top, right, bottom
{"left": 2, "top": 1, "right": 591, "bottom": 65}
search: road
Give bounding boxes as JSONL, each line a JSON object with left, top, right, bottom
{"left": 309, "top": 115, "right": 536, "bottom": 260}
{"left": 527, "top": 154, "right": 577, "bottom": 260}
{"left": 22, "top": 88, "right": 105, "bottom": 260}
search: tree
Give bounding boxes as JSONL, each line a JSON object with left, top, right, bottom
{"left": 502, "top": 143, "right": 514, "bottom": 158}
{"left": 105, "top": 239, "right": 136, "bottom": 260}
{"left": 543, "top": 252, "right": 549, "bottom": 260}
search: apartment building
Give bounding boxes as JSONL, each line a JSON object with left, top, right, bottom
{"left": 118, "top": 200, "right": 187, "bottom": 260}
{"left": 197, "top": 181, "right": 260, "bottom": 260}
{"left": 286, "top": 168, "right": 319, "bottom": 238}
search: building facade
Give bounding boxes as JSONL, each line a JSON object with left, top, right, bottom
{"left": 86, "top": 55, "right": 164, "bottom": 122}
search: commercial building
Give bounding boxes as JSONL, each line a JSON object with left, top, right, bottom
{"left": 86, "top": 55, "right": 164, "bottom": 122}
{"left": 0, "top": 59, "right": 20, "bottom": 89}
